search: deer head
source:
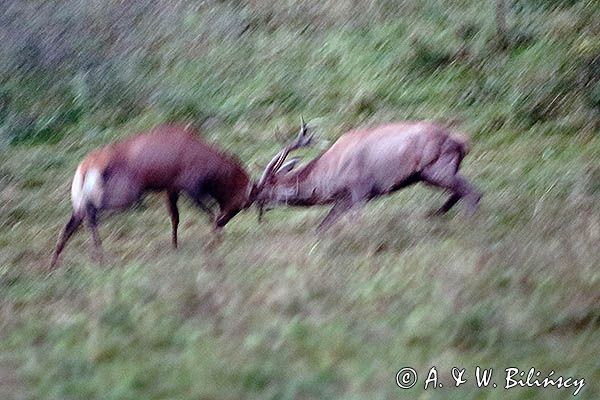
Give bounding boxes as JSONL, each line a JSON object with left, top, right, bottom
{"left": 254, "top": 117, "right": 314, "bottom": 220}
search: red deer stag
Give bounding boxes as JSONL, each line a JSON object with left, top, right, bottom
{"left": 254, "top": 118, "right": 481, "bottom": 231}
{"left": 50, "top": 124, "right": 252, "bottom": 268}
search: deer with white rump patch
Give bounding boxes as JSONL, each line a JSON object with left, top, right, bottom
{"left": 254, "top": 118, "right": 481, "bottom": 230}
{"left": 50, "top": 124, "right": 253, "bottom": 268}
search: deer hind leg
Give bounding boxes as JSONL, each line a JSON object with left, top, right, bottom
{"left": 431, "top": 193, "right": 462, "bottom": 215}
{"left": 166, "top": 191, "right": 179, "bottom": 248}
{"left": 85, "top": 203, "right": 103, "bottom": 264}
{"left": 422, "top": 160, "right": 481, "bottom": 215}
{"left": 455, "top": 175, "right": 481, "bottom": 214}
{"left": 50, "top": 212, "right": 85, "bottom": 269}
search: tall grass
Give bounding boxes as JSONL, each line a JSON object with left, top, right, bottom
{"left": 1, "top": 0, "right": 599, "bottom": 399}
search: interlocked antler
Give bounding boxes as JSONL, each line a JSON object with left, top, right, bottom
{"left": 257, "top": 116, "right": 313, "bottom": 190}
{"left": 255, "top": 117, "right": 313, "bottom": 223}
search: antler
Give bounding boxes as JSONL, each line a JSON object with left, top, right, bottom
{"left": 257, "top": 116, "right": 313, "bottom": 190}
{"left": 255, "top": 117, "right": 313, "bottom": 223}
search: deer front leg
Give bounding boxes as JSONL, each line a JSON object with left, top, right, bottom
{"left": 196, "top": 201, "right": 215, "bottom": 219}
{"left": 316, "top": 193, "right": 355, "bottom": 233}
{"left": 206, "top": 212, "right": 230, "bottom": 251}
{"left": 191, "top": 194, "right": 216, "bottom": 222}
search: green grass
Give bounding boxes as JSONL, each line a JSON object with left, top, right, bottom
{"left": 1, "top": 1, "right": 600, "bottom": 399}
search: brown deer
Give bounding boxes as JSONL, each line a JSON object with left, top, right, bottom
{"left": 50, "top": 124, "right": 253, "bottom": 268}
{"left": 254, "top": 118, "right": 481, "bottom": 231}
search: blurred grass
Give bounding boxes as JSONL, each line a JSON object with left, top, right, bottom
{"left": 1, "top": 0, "right": 600, "bottom": 399}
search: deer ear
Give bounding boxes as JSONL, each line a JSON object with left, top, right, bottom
{"left": 275, "top": 157, "right": 300, "bottom": 174}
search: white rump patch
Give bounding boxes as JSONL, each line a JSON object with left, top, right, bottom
{"left": 71, "top": 166, "right": 103, "bottom": 213}
{"left": 71, "top": 165, "right": 84, "bottom": 212}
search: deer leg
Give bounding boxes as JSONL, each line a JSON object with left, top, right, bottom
{"left": 85, "top": 204, "right": 103, "bottom": 264}
{"left": 316, "top": 195, "right": 354, "bottom": 233}
{"left": 189, "top": 192, "right": 215, "bottom": 222}
{"left": 207, "top": 225, "right": 224, "bottom": 251}
{"left": 166, "top": 191, "right": 179, "bottom": 248}
{"left": 430, "top": 193, "right": 462, "bottom": 216}
{"left": 453, "top": 174, "right": 481, "bottom": 215}
{"left": 422, "top": 167, "right": 481, "bottom": 215}
{"left": 214, "top": 208, "right": 240, "bottom": 229}
{"left": 196, "top": 200, "right": 214, "bottom": 219}
{"left": 50, "top": 212, "right": 84, "bottom": 269}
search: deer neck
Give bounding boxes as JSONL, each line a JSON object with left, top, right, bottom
{"left": 272, "top": 167, "right": 321, "bottom": 206}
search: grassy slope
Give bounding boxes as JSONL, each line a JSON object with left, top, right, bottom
{"left": 1, "top": 1, "right": 600, "bottom": 399}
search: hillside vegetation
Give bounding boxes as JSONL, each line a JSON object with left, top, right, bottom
{"left": 1, "top": 1, "right": 599, "bottom": 399}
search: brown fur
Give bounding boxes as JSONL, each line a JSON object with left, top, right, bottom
{"left": 257, "top": 120, "right": 481, "bottom": 231}
{"left": 50, "top": 124, "right": 251, "bottom": 268}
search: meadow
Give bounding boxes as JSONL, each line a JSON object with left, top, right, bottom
{"left": 1, "top": 1, "right": 599, "bottom": 399}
